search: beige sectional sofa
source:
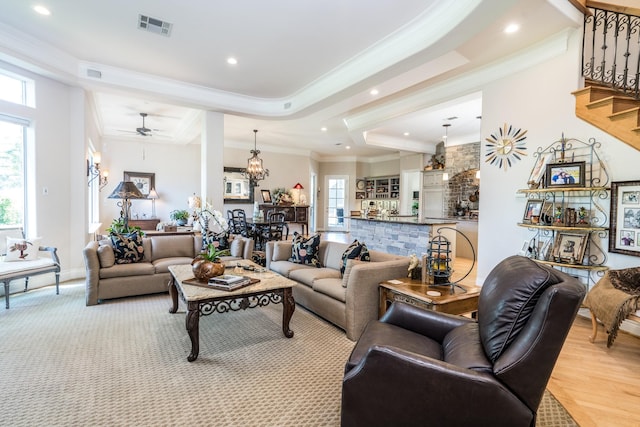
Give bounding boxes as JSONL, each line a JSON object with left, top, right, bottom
{"left": 83, "top": 234, "right": 253, "bottom": 306}
{"left": 265, "top": 239, "right": 409, "bottom": 340}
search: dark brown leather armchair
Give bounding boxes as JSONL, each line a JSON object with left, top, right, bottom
{"left": 341, "top": 255, "right": 585, "bottom": 427}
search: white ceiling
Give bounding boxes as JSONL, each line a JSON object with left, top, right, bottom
{"left": 0, "top": 0, "right": 582, "bottom": 159}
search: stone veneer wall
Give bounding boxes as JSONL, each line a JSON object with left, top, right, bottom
{"left": 349, "top": 219, "right": 430, "bottom": 256}
{"left": 444, "top": 142, "right": 480, "bottom": 216}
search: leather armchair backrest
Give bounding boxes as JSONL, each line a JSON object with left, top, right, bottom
{"left": 478, "top": 255, "right": 585, "bottom": 409}
{"left": 478, "top": 255, "right": 561, "bottom": 362}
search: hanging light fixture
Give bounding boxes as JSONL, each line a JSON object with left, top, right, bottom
{"left": 442, "top": 123, "right": 451, "bottom": 181}
{"left": 476, "top": 116, "right": 481, "bottom": 179}
{"left": 243, "top": 129, "right": 269, "bottom": 186}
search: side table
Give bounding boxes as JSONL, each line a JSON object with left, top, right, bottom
{"left": 379, "top": 278, "right": 481, "bottom": 318}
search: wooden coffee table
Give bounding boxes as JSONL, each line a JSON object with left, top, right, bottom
{"left": 379, "top": 278, "right": 481, "bottom": 318}
{"left": 168, "top": 263, "right": 297, "bottom": 361}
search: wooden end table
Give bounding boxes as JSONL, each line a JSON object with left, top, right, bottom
{"left": 379, "top": 278, "right": 481, "bottom": 318}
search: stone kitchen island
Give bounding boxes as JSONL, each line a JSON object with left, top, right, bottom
{"left": 348, "top": 216, "right": 457, "bottom": 258}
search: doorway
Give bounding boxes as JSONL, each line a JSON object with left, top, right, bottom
{"left": 324, "top": 175, "right": 348, "bottom": 231}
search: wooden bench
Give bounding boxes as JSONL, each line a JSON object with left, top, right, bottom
{"left": 0, "top": 227, "right": 60, "bottom": 309}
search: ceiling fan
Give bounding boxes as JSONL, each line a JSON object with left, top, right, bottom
{"left": 136, "top": 112, "right": 152, "bottom": 136}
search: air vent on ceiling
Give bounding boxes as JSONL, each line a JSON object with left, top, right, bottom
{"left": 86, "top": 69, "right": 102, "bottom": 79}
{"left": 138, "top": 14, "right": 172, "bottom": 37}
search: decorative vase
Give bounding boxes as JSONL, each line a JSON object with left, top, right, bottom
{"left": 191, "top": 258, "right": 225, "bottom": 281}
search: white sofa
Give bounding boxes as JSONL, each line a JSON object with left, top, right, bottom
{"left": 266, "top": 239, "right": 409, "bottom": 340}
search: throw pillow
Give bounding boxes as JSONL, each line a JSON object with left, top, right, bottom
{"left": 229, "top": 237, "right": 244, "bottom": 258}
{"left": 342, "top": 258, "right": 365, "bottom": 288}
{"left": 289, "top": 232, "right": 321, "bottom": 267}
{"left": 4, "top": 237, "right": 41, "bottom": 261}
{"left": 340, "top": 239, "right": 370, "bottom": 276}
{"left": 111, "top": 231, "right": 144, "bottom": 264}
{"left": 97, "top": 244, "right": 116, "bottom": 268}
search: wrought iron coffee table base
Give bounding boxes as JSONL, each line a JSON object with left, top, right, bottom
{"left": 169, "top": 279, "right": 295, "bottom": 362}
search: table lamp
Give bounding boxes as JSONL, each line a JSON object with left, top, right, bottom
{"left": 108, "top": 181, "right": 145, "bottom": 229}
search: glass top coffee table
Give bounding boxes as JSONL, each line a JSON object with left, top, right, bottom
{"left": 168, "top": 262, "right": 297, "bottom": 361}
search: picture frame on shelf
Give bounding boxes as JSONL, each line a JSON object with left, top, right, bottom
{"left": 260, "top": 189, "right": 272, "bottom": 204}
{"left": 609, "top": 180, "right": 640, "bottom": 257}
{"left": 528, "top": 153, "right": 552, "bottom": 187}
{"left": 523, "top": 200, "right": 544, "bottom": 223}
{"left": 540, "top": 201, "right": 556, "bottom": 225}
{"left": 552, "top": 232, "right": 588, "bottom": 264}
{"left": 124, "top": 171, "right": 155, "bottom": 197}
{"left": 544, "top": 161, "right": 585, "bottom": 188}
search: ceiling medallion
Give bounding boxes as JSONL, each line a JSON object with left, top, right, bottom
{"left": 485, "top": 123, "right": 528, "bottom": 170}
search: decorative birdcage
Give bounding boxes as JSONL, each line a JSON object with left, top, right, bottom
{"left": 423, "top": 227, "right": 476, "bottom": 294}
{"left": 424, "top": 234, "right": 452, "bottom": 285}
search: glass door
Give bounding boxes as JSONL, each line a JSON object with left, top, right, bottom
{"left": 325, "top": 175, "right": 347, "bottom": 231}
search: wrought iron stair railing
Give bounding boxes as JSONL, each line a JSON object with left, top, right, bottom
{"left": 582, "top": 6, "right": 640, "bottom": 99}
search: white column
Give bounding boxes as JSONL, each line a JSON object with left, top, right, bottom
{"left": 201, "top": 111, "right": 224, "bottom": 208}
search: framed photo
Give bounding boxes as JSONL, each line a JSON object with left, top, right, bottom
{"left": 124, "top": 171, "right": 155, "bottom": 197}
{"left": 552, "top": 232, "right": 588, "bottom": 263}
{"left": 540, "top": 201, "right": 556, "bottom": 225}
{"left": 545, "top": 162, "right": 585, "bottom": 188}
{"left": 528, "top": 153, "right": 552, "bottom": 186}
{"left": 356, "top": 191, "right": 366, "bottom": 199}
{"left": 609, "top": 180, "right": 640, "bottom": 256}
{"left": 261, "top": 189, "right": 272, "bottom": 203}
{"left": 523, "top": 200, "right": 544, "bottom": 223}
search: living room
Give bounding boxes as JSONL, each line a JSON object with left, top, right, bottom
{"left": 1, "top": 1, "right": 640, "bottom": 425}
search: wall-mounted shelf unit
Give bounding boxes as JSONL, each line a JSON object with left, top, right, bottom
{"left": 517, "top": 136, "right": 610, "bottom": 290}
{"left": 365, "top": 175, "right": 400, "bottom": 199}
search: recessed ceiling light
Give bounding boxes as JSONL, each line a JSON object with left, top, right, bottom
{"left": 404, "top": 132, "right": 410, "bottom": 136}
{"left": 33, "top": 5, "right": 51, "bottom": 15}
{"left": 321, "top": 127, "right": 327, "bottom": 132}
{"left": 345, "top": 145, "right": 351, "bottom": 150}
{"left": 504, "top": 23, "right": 519, "bottom": 34}
{"left": 227, "top": 57, "right": 238, "bottom": 65}
{"left": 370, "top": 89, "right": 379, "bottom": 96}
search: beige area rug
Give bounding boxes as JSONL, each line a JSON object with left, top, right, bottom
{"left": 0, "top": 283, "right": 576, "bottom": 426}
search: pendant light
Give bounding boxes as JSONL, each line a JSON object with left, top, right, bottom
{"left": 243, "top": 129, "right": 269, "bottom": 185}
{"left": 442, "top": 123, "right": 451, "bottom": 181}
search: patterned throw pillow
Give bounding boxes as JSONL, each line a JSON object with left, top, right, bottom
{"left": 110, "top": 232, "right": 144, "bottom": 264}
{"left": 340, "top": 239, "right": 370, "bottom": 276}
{"left": 289, "top": 232, "right": 321, "bottom": 267}
{"left": 4, "top": 237, "right": 41, "bottom": 261}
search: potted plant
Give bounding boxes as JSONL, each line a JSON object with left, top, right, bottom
{"left": 106, "top": 217, "right": 143, "bottom": 236}
{"left": 191, "top": 243, "right": 230, "bottom": 281}
{"left": 170, "top": 209, "right": 190, "bottom": 226}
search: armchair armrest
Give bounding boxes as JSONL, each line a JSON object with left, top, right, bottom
{"left": 380, "top": 301, "right": 474, "bottom": 343}
{"left": 342, "top": 345, "right": 531, "bottom": 427}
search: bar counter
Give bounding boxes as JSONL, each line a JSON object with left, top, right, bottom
{"left": 348, "top": 216, "right": 457, "bottom": 258}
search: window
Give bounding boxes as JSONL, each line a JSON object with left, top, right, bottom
{"left": 0, "top": 117, "right": 27, "bottom": 227}
{"left": 0, "top": 70, "right": 34, "bottom": 106}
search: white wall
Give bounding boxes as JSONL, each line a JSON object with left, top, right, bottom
{"left": 477, "top": 28, "right": 640, "bottom": 284}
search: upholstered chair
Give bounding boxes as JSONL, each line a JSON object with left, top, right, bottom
{"left": 341, "top": 255, "right": 585, "bottom": 427}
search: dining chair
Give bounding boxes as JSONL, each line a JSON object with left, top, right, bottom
{"left": 262, "top": 212, "right": 287, "bottom": 243}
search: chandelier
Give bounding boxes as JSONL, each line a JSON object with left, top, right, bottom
{"left": 243, "top": 129, "right": 269, "bottom": 185}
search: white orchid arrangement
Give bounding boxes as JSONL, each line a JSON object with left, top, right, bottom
{"left": 190, "top": 197, "right": 229, "bottom": 237}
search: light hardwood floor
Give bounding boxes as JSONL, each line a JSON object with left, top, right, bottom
{"left": 320, "top": 232, "right": 640, "bottom": 426}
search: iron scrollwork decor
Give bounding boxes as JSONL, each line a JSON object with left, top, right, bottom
{"left": 198, "top": 290, "right": 284, "bottom": 316}
{"left": 609, "top": 180, "right": 640, "bottom": 257}
{"left": 223, "top": 167, "right": 254, "bottom": 204}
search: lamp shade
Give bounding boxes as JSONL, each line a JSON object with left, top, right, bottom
{"left": 147, "top": 188, "right": 159, "bottom": 199}
{"left": 293, "top": 183, "right": 304, "bottom": 189}
{"left": 108, "top": 181, "right": 145, "bottom": 199}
